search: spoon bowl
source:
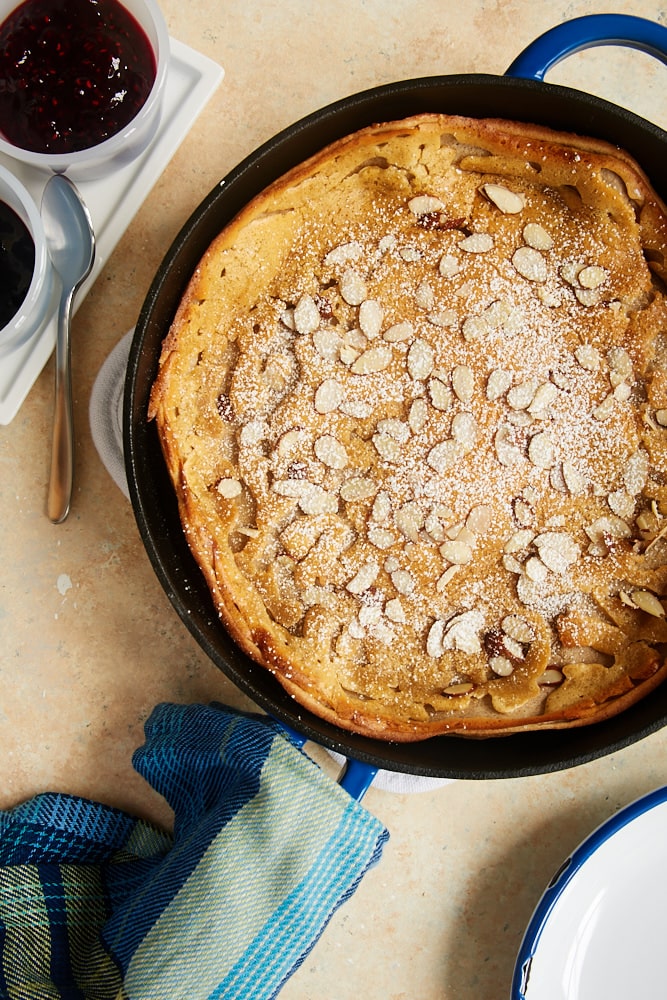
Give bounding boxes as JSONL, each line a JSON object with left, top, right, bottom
{"left": 41, "top": 175, "right": 96, "bottom": 523}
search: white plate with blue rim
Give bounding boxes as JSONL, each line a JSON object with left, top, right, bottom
{"left": 512, "top": 785, "right": 667, "bottom": 999}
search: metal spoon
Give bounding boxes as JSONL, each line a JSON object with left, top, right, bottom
{"left": 41, "top": 175, "right": 95, "bottom": 523}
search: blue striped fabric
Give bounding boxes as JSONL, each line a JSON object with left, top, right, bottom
{"left": 0, "top": 703, "right": 388, "bottom": 999}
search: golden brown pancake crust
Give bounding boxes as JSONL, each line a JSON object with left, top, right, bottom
{"left": 149, "top": 113, "right": 667, "bottom": 740}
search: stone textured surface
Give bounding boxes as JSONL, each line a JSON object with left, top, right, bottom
{"left": 2, "top": 2, "right": 667, "bottom": 997}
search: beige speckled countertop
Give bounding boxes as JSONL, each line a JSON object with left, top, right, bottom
{"left": 3, "top": 2, "right": 667, "bottom": 997}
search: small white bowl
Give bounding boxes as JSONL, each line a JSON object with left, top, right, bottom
{"left": 0, "top": 0, "right": 170, "bottom": 182}
{"left": 0, "top": 165, "right": 54, "bottom": 355}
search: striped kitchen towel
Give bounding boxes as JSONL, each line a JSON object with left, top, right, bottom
{"left": 0, "top": 702, "right": 388, "bottom": 999}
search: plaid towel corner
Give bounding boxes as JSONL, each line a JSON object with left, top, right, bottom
{"left": 0, "top": 702, "right": 388, "bottom": 1000}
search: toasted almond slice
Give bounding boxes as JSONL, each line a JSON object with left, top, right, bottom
{"left": 346, "top": 561, "right": 380, "bottom": 595}
{"left": 607, "top": 489, "right": 635, "bottom": 519}
{"left": 438, "top": 253, "right": 460, "bottom": 277}
{"left": 451, "top": 412, "right": 477, "bottom": 450}
{"left": 525, "top": 556, "right": 548, "bottom": 582}
{"left": 324, "top": 241, "right": 362, "bottom": 266}
{"left": 534, "top": 531, "right": 580, "bottom": 574}
{"left": 439, "top": 539, "right": 473, "bottom": 565}
{"left": 428, "top": 439, "right": 463, "bottom": 473}
{"left": 385, "top": 598, "right": 407, "bottom": 623}
{"left": 426, "top": 619, "right": 445, "bottom": 658}
{"left": 507, "top": 378, "right": 539, "bottom": 410}
{"left": 495, "top": 424, "right": 523, "bottom": 466}
{"left": 359, "top": 298, "right": 384, "bottom": 339}
{"left": 383, "top": 320, "right": 414, "bottom": 342}
{"left": 528, "top": 381, "right": 559, "bottom": 415}
{"left": 436, "top": 565, "right": 460, "bottom": 592}
{"left": 459, "top": 232, "right": 494, "bottom": 253}
{"left": 466, "top": 504, "right": 492, "bottom": 534}
{"left": 501, "top": 614, "right": 536, "bottom": 643}
{"left": 314, "top": 378, "right": 345, "bottom": 413}
{"left": 655, "top": 409, "right": 667, "bottom": 427}
{"left": 623, "top": 449, "right": 649, "bottom": 495}
{"left": 415, "top": 280, "right": 436, "bottom": 310}
{"left": 409, "top": 397, "right": 429, "bottom": 432}
{"left": 428, "top": 377, "right": 452, "bottom": 412}
{"left": 631, "top": 589, "right": 666, "bottom": 617}
{"left": 528, "top": 431, "right": 555, "bottom": 469}
{"left": 578, "top": 265, "right": 608, "bottom": 289}
{"left": 217, "top": 478, "right": 243, "bottom": 498}
{"left": 340, "top": 477, "right": 376, "bottom": 502}
{"left": 512, "top": 246, "right": 547, "bottom": 282}
{"left": 339, "top": 399, "right": 373, "bottom": 418}
{"left": 340, "top": 267, "right": 367, "bottom": 305}
{"left": 373, "top": 432, "right": 402, "bottom": 461}
{"left": 481, "top": 183, "right": 525, "bottom": 214}
{"left": 489, "top": 655, "right": 514, "bottom": 676}
{"left": 395, "top": 501, "right": 424, "bottom": 542}
{"left": 314, "top": 434, "right": 348, "bottom": 469}
{"left": 562, "top": 460, "right": 587, "bottom": 495}
{"left": 408, "top": 194, "right": 445, "bottom": 215}
{"left": 442, "top": 610, "right": 484, "bottom": 654}
{"left": 407, "top": 339, "right": 435, "bottom": 380}
{"left": 392, "top": 569, "right": 416, "bottom": 596}
{"left": 351, "top": 344, "right": 393, "bottom": 375}
{"left": 504, "top": 528, "right": 535, "bottom": 553}
{"left": 372, "top": 490, "right": 392, "bottom": 523}
{"left": 452, "top": 365, "right": 474, "bottom": 403}
{"left": 368, "top": 526, "right": 397, "bottom": 549}
{"left": 523, "top": 223, "right": 554, "bottom": 250}
{"left": 293, "top": 293, "right": 321, "bottom": 334}
{"left": 486, "top": 368, "right": 513, "bottom": 401}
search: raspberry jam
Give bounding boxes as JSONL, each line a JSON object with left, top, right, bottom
{"left": 0, "top": 0, "right": 156, "bottom": 154}
{"left": 0, "top": 200, "right": 34, "bottom": 329}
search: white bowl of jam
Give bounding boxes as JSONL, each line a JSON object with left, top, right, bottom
{"left": 0, "top": 0, "right": 169, "bottom": 181}
{"left": 0, "top": 164, "right": 54, "bottom": 354}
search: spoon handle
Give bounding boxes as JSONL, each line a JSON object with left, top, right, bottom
{"left": 47, "top": 290, "right": 74, "bottom": 523}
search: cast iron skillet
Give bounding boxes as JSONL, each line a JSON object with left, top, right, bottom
{"left": 125, "top": 15, "right": 667, "bottom": 782}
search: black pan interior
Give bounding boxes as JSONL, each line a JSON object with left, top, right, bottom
{"left": 125, "top": 73, "right": 667, "bottom": 778}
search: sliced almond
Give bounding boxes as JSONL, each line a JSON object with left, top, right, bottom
{"left": 466, "top": 504, "right": 492, "bottom": 534}
{"left": 400, "top": 246, "right": 422, "bottom": 262}
{"left": 373, "top": 432, "right": 402, "bottom": 461}
{"left": 427, "top": 309, "right": 458, "bottom": 328}
{"left": 451, "top": 412, "right": 477, "bottom": 450}
{"left": 368, "top": 526, "right": 397, "bottom": 550}
{"left": 562, "top": 460, "right": 587, "bottom": 495}
{"left": 314, "top": 378, "right": 345, "bottom": 413}
{"left": 439, "top": 539, "right": 473, "bottom": 565}
{"left": 655, "top": 409, "right": 667, "bottom": 427}
{"left": 293, "top": 293, "right": 321, "bottom": 335}
{"left": 486, "top": 368, "right": 513, "bottom": 401}
{"left": 436, "top": 565, "right": 460, "bottom": 592}
{"left": 459, "top": 232, "right": 494, "bottom": 253}
{"left": 528, "top": 381, "right": 559, "bottom": 416}
{"left": 358, "top": 298, "right": 384, "bottom": 339}
{"left": 507, "top": 378, "right": 539, "bottom": 410}
{"left": 407, "top": 339, "right": 435, "bottom": 381}
{"left": 578, "top": 265, "right": 608, "bottom": 289}
{"left": 607, "top": 489, "right": 635, "bottom": 519}
{"left": 428, "top": 377, "right": 453, "bottom": 412}
{"left": 631, "top": 589, "right": 665, "bottom": 617}
{"left": 426, "top": 619, "right": 445, "bottom": 658}
{"left": 346, "top": 561, "right": 380, "bottom": 595}
{"left": 351, "top": 344, "right": 393, "bottom": 375}
{"left": 481, "top": 183, "right": 525, "bottom": 214}
{"left": 534, "top": 531, "right": 580, "bottom": 574}
{"left": 608, "top": 347, "right": 633, "bottom": 386}
{"left": 383, "top": 320, "right": 414, "bottom": 343}
{"left": 501, "top": 614, "right": 535, "bottom": 643}
{"left": 512, "top": 246, "right": 547, "bottom": 282}
{"left": 427, "top": 439, "right": 463, "bottom": 473}
{"left": 504, "top": 528, "right": 535, "bottom": 553}
{"left": 489, "top": 655, "right": 514, "bottom": 676}
{"left": 392, "top": 569, "right": 415, "bottom": 596}
{"left": 495, "top": 424, "right": 523, "bottom": 466}
{"left": 324, "top": 241, "right": 362, "bottom": 267}
{"left": 408, "top": 194, "right": 445, "bottom": 216}
{"left": 372, "top": 490, "right": 392, "bottom": 523}
{"left": 528, "top": 431, "right": 555, "bottom": 469}
{"left": 339, "top": 267, "right": 367, "bottom": 305}
{"left": 314, "top": 434, "right": 348, "bottom": 469}
{"left": 340, "top": 477, "right": 376, "bottom": 502}
{"left": 414, "top": 280, "right": 436, "bottom": 311}
{"left": 525, "top": 556, "right": 548, "bottom": 582}
{"left": 523, "top": 223, "right": 554, "bottom": 250}
{"left": 409, "top": 398, "right": 429, "bottom": 432}
{"left": 313, "top": 328, "right": 342, "bottom": 361}
{"left": 217, "top": 477, "right": 243, "bottom": 499}
{"left": 592, "top": 393, "right": 615, "bottom": 421}
{"left": 438, "top": 253, "right": 460, "bottom": 277}
{"left": 442, "top": 610, "right": 484, "bottom": 654}
{"left": 339, "top": 399, "right": 373, "bottom": 419}
{"left": 452, "top": 365, "right": 474, "bottom": 403}
{"left": 623, "top": 449, "right": 649, "bottom": 495}
{"left": 385, "top": 598, "right": 407, "bottom": 623}
{"left": 395, "top": 501, "right": 424, "bottom": 542}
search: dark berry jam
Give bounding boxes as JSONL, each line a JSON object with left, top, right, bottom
{"left": 0, "top": 200, "right": 35, "bottom": 328}
{"left": 0, "top": 0, "right": 156, "bottom": 154}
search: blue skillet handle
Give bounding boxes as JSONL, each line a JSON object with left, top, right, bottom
{"left": 506, "top": 14, "right": 667, "bottom": 81}
{"left": 278, "top": 722, "right": 378, "bottom": 802}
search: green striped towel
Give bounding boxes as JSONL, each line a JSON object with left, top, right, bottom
{"left": 0, "top": 702, "right": 388, "bottom": 998}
